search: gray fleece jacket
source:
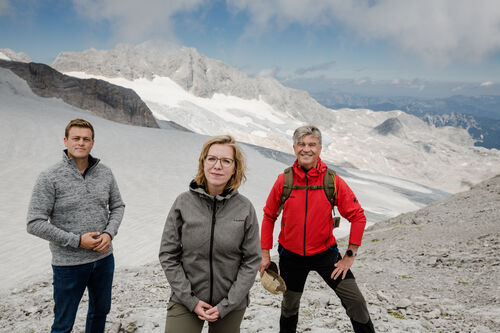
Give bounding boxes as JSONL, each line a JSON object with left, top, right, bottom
{"left": 27, "top": 151, "right": 125, "bottom": 266}
{"left": 159, "top": 181, "right": 261, "bottom": 319}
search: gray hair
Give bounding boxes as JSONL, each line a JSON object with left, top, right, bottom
{"left": 293, "top": 125, "right": 322, "bottom": 146}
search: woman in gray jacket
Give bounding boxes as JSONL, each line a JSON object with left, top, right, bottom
{"left": 159, "top": 135, "right": 261, "bottom": 333}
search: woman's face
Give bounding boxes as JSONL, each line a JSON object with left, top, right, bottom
{"left": 204, "top": 144, "right": 235, "bottom": 195}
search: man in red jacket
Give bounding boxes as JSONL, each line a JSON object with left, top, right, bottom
{"left": 260, "top": 125, "right": 375, "bottom": 333}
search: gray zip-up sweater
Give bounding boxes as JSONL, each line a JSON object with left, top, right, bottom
{"left": 159, "top": 181, "right": 261, "bottom": 319}
{"left": 27, "top": 151, "right": 125, "bottom": 266}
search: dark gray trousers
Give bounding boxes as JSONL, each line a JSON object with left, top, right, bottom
{"left": 278, "top": 245, "right": 374, "bottom": 332}
{"left": 164, "top": 301, "right": 246, "bottom": 333}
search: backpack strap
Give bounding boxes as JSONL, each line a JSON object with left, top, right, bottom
{"left": 323, "top": 168, "right": 337, "bottom": 207}
{"left": 277, "top": 167, "right": 294, "bottom": 216}
{"left": 323, "top": 168, "right": 340, "bottom": 229}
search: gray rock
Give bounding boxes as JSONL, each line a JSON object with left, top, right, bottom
{"left": 0, "top": 60, "right": 158, "bottom": 129}
{"left": 123, "top": 320, "right": 138, "bottom": 333}
{"left": 376, "top": 290, "right": 391, "bottom": 303}
{"left": 396, "top": 298, "right": 412, "bottom": 309}
{"left": 372, "top": 117, "right": 406, "bottom": 137}
{"left": 423, "top": 308, "right": 441, "bottom": 319}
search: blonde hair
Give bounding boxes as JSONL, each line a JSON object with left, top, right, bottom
{"left": 194, "top": 135, "right": 246, "bottom": 193}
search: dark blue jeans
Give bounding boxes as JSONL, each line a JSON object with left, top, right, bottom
{"left": 51, "top": 254, "right": 114, "bottom": 333}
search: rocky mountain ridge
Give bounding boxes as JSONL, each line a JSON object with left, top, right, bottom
{"left": 0, "top": 48, "right": 31, "bottom": 62}
{"left": 49, "top": 42, "right": 500, "bottom": 193}
{"left": 52, "top": 41, "right": 330, "bottom": 125}
{"left": 0, "top": 60, "right": 158, "bottom": 128}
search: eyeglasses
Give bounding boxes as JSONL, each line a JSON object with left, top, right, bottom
{"left": 205, "top": 155, "right": 234, "bottom": 168}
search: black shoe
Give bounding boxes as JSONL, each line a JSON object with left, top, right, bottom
{"left": 279, "top": 314, "right": 298, "bottom": 333}
{"left": 350, "top": 318, "right": 375, "bottom": 333}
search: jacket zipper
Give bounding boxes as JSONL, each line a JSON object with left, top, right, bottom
{"left": 68, "top": 157, "right": 99, "bottom": 179}
{"left": 303, "top": 171, "right": 309, "bottom": 256}
{"left": 82, "top": 160, "right": 99, "bottom": 179}
{"left": 209, "top": 198, "right": 217, "bottom": 305}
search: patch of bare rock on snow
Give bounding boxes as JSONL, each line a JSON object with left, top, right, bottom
{"left": 1, "top": 175, "right": 499, "bottom": 332}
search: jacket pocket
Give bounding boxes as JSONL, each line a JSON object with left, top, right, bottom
{"left": 214, "top": 215, "right": 246, "bottom": 253}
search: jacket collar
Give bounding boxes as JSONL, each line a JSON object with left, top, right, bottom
{"left": 189, "top": 180, "right": 236, "bottom": 201}
{"left": 292, "top": 156, "right": 327, "bottom": 180}
{"left": 62, "top": 149, "right": 100, "bottom": 172}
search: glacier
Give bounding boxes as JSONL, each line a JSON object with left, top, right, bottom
{"left": 52, "top": 42, "right": 500, "bottom": 193}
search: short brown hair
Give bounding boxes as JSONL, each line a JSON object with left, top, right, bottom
{"left": 65, "top": 119, "right": 95, "bottom": 139}
{"left": 194, "top": 135, "right": 246, "bottom": 193}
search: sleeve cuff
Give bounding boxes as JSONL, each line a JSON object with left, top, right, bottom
{"left": 186, "top": 296, "right": 199, "bottom": 313}
{"left": 217, "top": 300, "right": 229, "bottom": 319}
{"left": 71, "top": 234, "right": 81, "bottom": 248}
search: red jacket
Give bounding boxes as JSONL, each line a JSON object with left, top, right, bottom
{"left": 261, "top": 157, "right": 366, "bottom": 256}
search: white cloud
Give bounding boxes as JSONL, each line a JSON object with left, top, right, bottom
{"left": 295, "top": 60, "right": 336, "bottom": 75}
{"left": 0, "top": 0, "right": 11, "bottom": 15}
{"left": 72, "top": 0, "right": 206, "bottom": 42}
{"left": 480, "top": 81, "right": 494, "bottom": 87}
{"left": 70, "top": 0, "right": 500, "bottom": 64}
{"left": 355, "top": 78, "right": 370, "bottom": 85}
{"left": 228, "top": 0, "right": 500, "bottom": 63}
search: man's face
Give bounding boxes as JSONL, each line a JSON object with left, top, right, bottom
{"left": 293, "top": 135, "right": 322, "bottom": 170}
{"left": 64, "top": 127, "right": 94, "bottom": 160}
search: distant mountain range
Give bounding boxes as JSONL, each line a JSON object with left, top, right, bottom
{"left": 48, "top": 41, "right": 500, "bottom": 192}
{"left": 310, "top": 92, "right": 500, "bottom": 149}
{"left": 1, "top": 43, "right": 498, "bottom": 192}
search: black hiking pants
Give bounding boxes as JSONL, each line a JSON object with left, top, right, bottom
{"left": 278, "top": 244, "right": 375, "bottom": 333}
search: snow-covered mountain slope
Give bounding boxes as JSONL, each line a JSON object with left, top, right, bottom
{"left": 0, "top": 67, "right": 446, "bottom": 292}
{"left": 0, "top": 60, "right": 159, "bottom": 128}
{"left": 52, "top": 42, "right": 500, "bottom": 193}
{"left": 0, "top": 48, "right": 31, "bottom": 62}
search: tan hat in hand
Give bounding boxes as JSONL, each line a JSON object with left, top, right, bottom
{"left": 261, "top": 261, "right": 286, "bottom": 294}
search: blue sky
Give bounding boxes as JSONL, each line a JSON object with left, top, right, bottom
{"left": 1, "top": 0, "right": 500, "bottom": 98}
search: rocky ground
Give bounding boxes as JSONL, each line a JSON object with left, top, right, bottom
{"left": 1, "top": 175, "right": 499, "bottom": 332}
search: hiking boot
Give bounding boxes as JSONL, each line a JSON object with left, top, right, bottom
{"left": 351, "top": 318, "right": 375, "bottom": 333}
{"left": 279, "top": 313, "right": 298, "bottom": 333}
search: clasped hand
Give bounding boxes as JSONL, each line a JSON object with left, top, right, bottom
{"left": 80, "top": 232, "right": 111, "bottom": 253}
{"left": 194, "top": 300, "right": 219, "bottom": 322}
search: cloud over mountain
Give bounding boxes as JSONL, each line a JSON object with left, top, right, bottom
{"left": 67, "top": 0, "right": 500, "bottom": 64}
{"left": 480, "top": 81, "right": 494, "bottom": 87}
{"left": 72, "top": 0, "right": 205, "bottom": 42}
{"left": 0, "top": 0, "right": 10, "bottom": 15}
{"left": 229, "top": 0, "right": 500, "bottom": 64}
{"left": 295, "top": 60, "right": 336, "bottom": 75}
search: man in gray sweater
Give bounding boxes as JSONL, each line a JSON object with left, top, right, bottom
{"left": 27, "top": 119, "right": 125, "bottom": 333}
